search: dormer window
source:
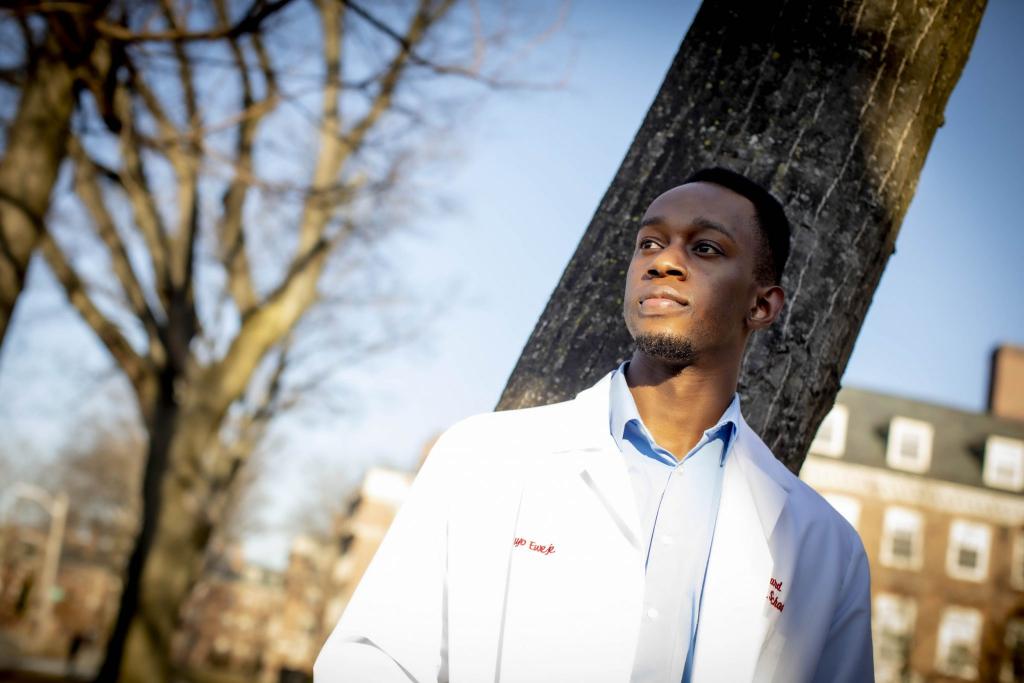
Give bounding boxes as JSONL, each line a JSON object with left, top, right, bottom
{"left": 810, "top": 404, "right": 849, "bottom": 458}
{"left": 886, "top": 417, "right": 934, "bottom": 473}
{"left": 982, "top": 435, "right": 1024, "bottom": 492}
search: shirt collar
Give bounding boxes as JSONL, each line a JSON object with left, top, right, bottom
{"left": 608, "top": 360, "right": 740, "bottom": 467}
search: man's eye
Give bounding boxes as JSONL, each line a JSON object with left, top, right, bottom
{"left": 694, "top": 242, "right": 722, "bottom": 255}
{"left": 639, "top": 238, "right": 660, "bottom": 249}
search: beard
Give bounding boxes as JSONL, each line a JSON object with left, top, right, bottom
{"left": 634, "top": 332, "right": 697, "bottom": 365}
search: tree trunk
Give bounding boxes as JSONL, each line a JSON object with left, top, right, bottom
{"left": 498, "top": 0, "right": 986, "bottom": 472}
{"left": 0, "top": 54, "right": 75, "bottom": 344}
{"left": 94, "top": 368, "right": 180, "bottom": 683}
{"left": 94, "top": 369, "right": 230, "bottom": 683}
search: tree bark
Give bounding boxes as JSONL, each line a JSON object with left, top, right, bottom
{"left": 498, "top": 0, "right": 986, "bottom": 473}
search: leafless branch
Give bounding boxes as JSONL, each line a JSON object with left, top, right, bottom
{"left": 69, "top": 137, "right": 168, "bottom": 366}
{"left": 111, "top": 84, "right": 173, "bottom": 313}
{"left": 37, "top": 231, "right": 155, "bottom": 402}
{"left": 92, "top": 0, "right": 296, "bottom": 43}
{"left": 342, "top": 0, "right": 569, "bottom": 90}
{"left": 211, "top": 0, "right": 277, "bottom": 318}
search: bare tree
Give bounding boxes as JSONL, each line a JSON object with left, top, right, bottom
{"left": 499, "top": 0, "right": 986, "bottom": 475}
{"left": 0, "top": 1, "right": 565, "bottom": 680}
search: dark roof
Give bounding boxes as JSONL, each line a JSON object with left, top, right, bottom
{"left": 834, "top": 386, "right": 1024, "bottom": 493}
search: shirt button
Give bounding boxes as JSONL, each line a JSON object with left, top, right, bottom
{"left": 646, "top": 607, "right": 659, "bottom": 620}
{"left": 660, "top": 535, "right": 675, "bottom": 546}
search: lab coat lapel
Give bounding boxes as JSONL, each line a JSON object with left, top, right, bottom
{"left": 734, "top": 420, "right": 797, "bottom": 680}
{"left": 692, "top": 416, "right": 792, "bottom": 681}
{"left": 571, "top": 375, "right": 644, "bottom": 553}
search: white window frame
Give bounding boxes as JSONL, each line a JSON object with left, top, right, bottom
{"left": 886, "top": 416, "right": 934, "bottom": 473}
{"left": 822, "top": 493, "right": 861, "bottom": 530}
{"left": 810, "top": 404, "right": 849, "bottom": 458}
{"left": 880, "top": 506, "right": 924, "bottom": 570}
{"left": 935, "top": 606, "right": 982, "bottom": 679}
{"left": 983, "top": 435, "right": 1024, "bottom": 492}
{"left": 873, "top": 593, "right": 917, "bottom": 683}
{"left": 945, "top": 520, "right": 992, "bottom": 582}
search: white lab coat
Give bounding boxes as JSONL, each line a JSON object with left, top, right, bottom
{"left": 315, "top": 373, "right": 873, "bottom": 682}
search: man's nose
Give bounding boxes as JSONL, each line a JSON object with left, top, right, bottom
{"left": 646, "top": 250, "right": 687, "bottom": 279}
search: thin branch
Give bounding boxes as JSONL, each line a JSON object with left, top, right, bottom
{"left": 0, "top": 67, "right": 26, "bottom": 86}
{"left": 293, "top": 0, "right": 345, "bottom": 259}
{"left": 157, "top": 0, "right": 202, "bottom": 312}
{"left": 338, "top": 0, "right": 456, "bottom": 158}
{"left": 38, "top": 231, "right": 154, "bottom": 402}
{"left": 2, "top": 2, "right": 95, "bottom": 12}
{"left": 293, "top": 0, "right": 448, "bottom": 263}
{"left": 92, "top": 0, "right": 296, "bottom": 43}
{"left": 342, "top": 0, "right": 559, "bottom": 90}
{"left": 69, "top": 137, "right": 168, "bottom": 367}
{"left": 111, "top": 84, "right": 172, "bottom": 313}
{"left": 211, "top": 0, "right": 275, "bottom": 317}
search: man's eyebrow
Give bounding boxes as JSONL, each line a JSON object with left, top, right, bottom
{"left": 639, "top": 215, "right": 736, "bottom": 240}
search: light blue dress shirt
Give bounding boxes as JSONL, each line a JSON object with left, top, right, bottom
{"left": 609, "top": 362, "right": 739, "bottom": 683}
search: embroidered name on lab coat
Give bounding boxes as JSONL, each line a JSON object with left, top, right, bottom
{"left": 767, "top": 577, "right": 785, "bottom": 612}
{"left": 513, "top": 537, "right": 556, "bottom": 556}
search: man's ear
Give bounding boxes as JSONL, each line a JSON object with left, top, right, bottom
{"left": 747, "top": 285, "right": 785, "bottom": 331}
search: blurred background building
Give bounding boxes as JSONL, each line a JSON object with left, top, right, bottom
{"left": 801, "top": 344, "right": 1024, "bottom": 682}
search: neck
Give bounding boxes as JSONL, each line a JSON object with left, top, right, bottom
{"left": 624, "top": 349, "right": 740, "bottom": 460}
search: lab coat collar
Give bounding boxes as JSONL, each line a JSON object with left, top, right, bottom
{"left": 571, "top": 371, "right": 791, "bottom": 546}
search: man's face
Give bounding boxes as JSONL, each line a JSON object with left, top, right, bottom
{"left": 622, "top": 182, "right": 766, "bottom": 365}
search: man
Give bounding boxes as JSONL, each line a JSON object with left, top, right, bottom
{"left": 315, "top": 168, "right": 873, "bottom": 682}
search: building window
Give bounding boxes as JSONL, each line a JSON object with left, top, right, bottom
{"left": 874, "top": 593, "right": 916, "bottom": 683}
{"left": 936, "top": 606, "right": 982, "bottom": 679}
{"left": 886, "top": 417, "right": 934, "bottom": 473}
{"left": 983, "top": 436, "right": 1024, "bottom": 492}
{"left": 810, "top": 404, "right": 849, "bottom": 458}
{"left": 1002, "top": 619, "right": 1024, "bottom": 683}
{"left": 946, "top": 520, "right": 992, "bottom": 582}
{"left": 822, "top": 493, "right": 861, "bottom": 530}
{"left": 880, "top": 507, "right": 924, "bottom": 570}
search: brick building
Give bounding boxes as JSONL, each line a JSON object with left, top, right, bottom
{"left": 800, "top": 345, "right": 1024, "bottom": 682}
{"left": 172, "top": 552, "right": 284, "bottom": 675}
{"left": 261, "top": 535, "right": 336, "bottom": 680}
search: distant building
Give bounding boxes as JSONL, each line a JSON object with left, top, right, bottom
{"left": 172, "top": 552, "right": 284, "bottom": 675}
{"left": 800, "top": 344, "right": 1024, "bottom": 682}
{"left": 0, "top": 523, "right": 122, "bottom": 660}
{"left": 262, "top": 535, "right": 336, "bottom": 680}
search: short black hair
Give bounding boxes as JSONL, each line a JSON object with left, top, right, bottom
{"left": 681, "top": 167, "right": 790, "bottom": 285}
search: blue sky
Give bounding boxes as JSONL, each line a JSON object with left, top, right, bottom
{"left": 1, "top": 1, "right": 1021, "bottom": 565}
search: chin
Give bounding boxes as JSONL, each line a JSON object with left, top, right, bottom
{"left": 633, "top": 332, "right": 698, "bottom": 365}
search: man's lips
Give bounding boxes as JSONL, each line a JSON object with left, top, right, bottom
{"left": 637, "top": 287, "right": 689, "bottom": 313}
{"left": 640, "top": 298, "right": 686, "bottom": 313}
